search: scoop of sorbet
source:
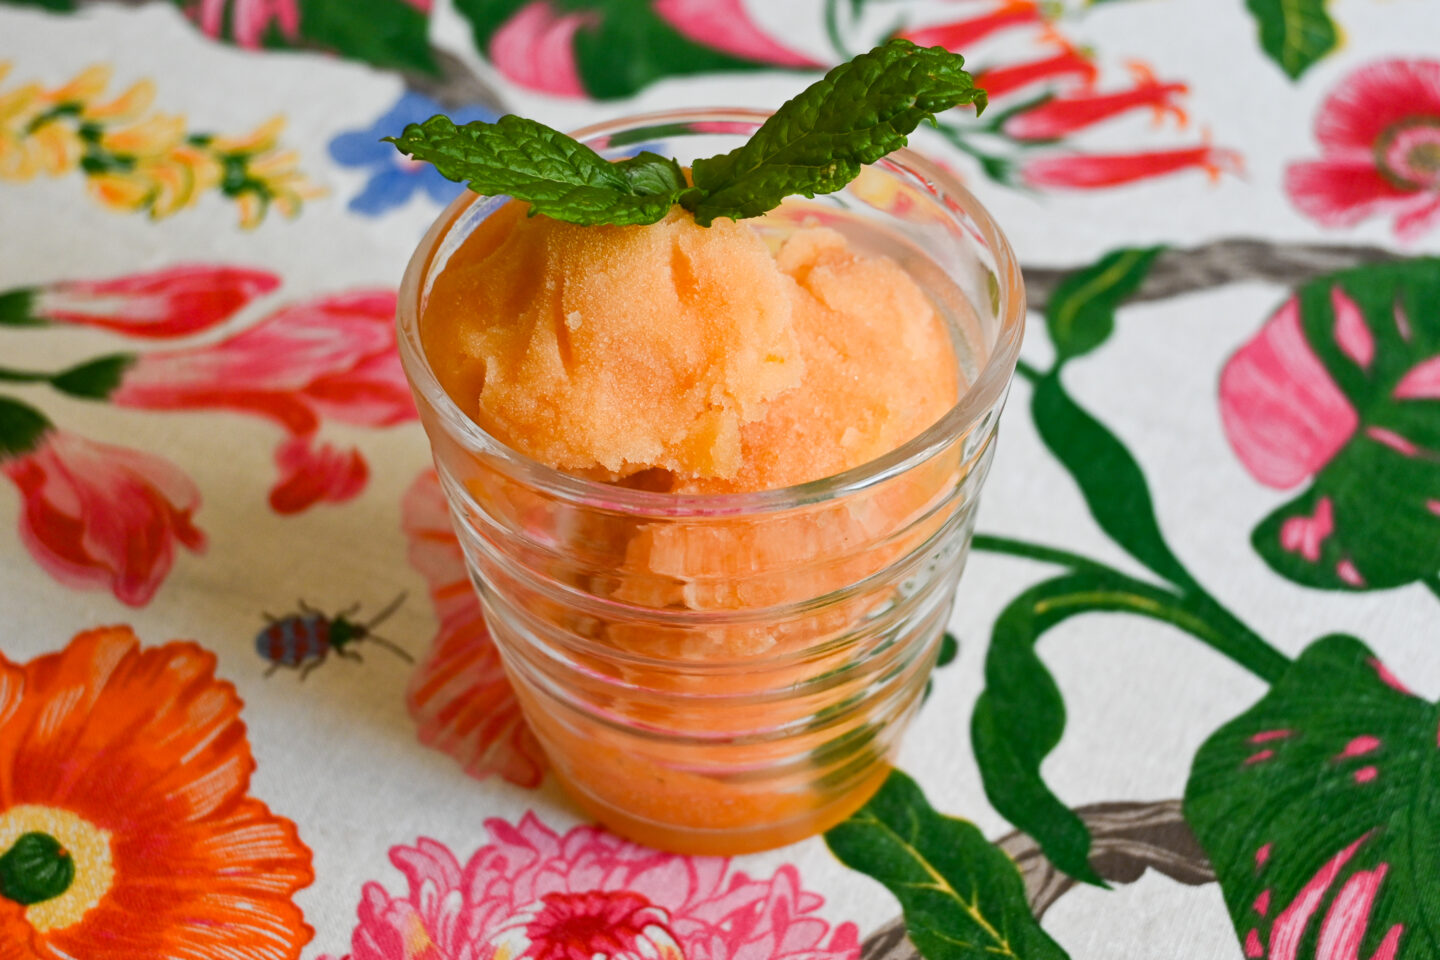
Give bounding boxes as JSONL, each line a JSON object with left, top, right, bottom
{"left": 421, "top": 202, "right": 958, "bottom": 491}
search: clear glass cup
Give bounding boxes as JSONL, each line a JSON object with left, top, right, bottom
{"left": 397, "top": 109, "right": 1025, "bottom": 854}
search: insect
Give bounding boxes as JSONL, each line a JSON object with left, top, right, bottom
{"left": 256, "top": 592, "right": 413, "bottom": 679}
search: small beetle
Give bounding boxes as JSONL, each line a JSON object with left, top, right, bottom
{"left": 256, "top": 592, "right": 413, "bottom": 679}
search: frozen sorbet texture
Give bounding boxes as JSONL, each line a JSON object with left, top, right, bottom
{"left": 421, "top": 202, "right": 959, "bottom": 491}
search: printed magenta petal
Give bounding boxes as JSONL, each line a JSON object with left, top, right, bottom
{"left": 1330, "top": 286, "right": 1375, "bottom": 371}
{"left": 2, "top": 431, "right": 205, "bottom": 606}
{"left": 231, "top": 0, "right": 301, "bottom": 47}
{"left": 1270, "top": 835, "right": 1369, "bottom": 960}
{"left": 653, "top": 0, "right": 819, "bottom": 67}
{"left": 489, "top": 1, "right": 591, "bottom": 97}
{"left": 1219, "top": 299, "right": 1359, "bottom": 488}
{"left": 1394, "top": 356, "right": 1440, "bottom": 399}
{"left": 1316, "top": 864, "right": 1394, "bottom": 960}
{"left": 267, "top": 436, "right": 369, "bottom": 515}
{"left": 1313, "top": 59, "right": 1440, "bottom": 157}
{"left": 1393, "top": 192, "right": 1440, "bottom": 242}
{"left": 38, "top": 265, "right": 280, "bottom": 339}
{"left": 1285, "top": 158, "right": 1423, "bottom": 227}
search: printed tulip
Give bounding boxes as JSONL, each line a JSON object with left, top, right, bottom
{"left": 1286, "top": 58, "right": 1440, "bottom": 242}
{"left": 0, "top": 397, "right": 204, "bottom": 607}
{"left": 102, "top": 290, "right": 414, "bottom": 513}
{"left": 896, "top": 0, "right": 1045, "bottom": 53}
{"left": 1021, "top": 143, "right": 1242, "bottom": 189}
{"left": 1004, "top": 65, "right": 1188, "bottom": 140}
{"left": 0, "top": 265, "right": 279, "bottom": 338}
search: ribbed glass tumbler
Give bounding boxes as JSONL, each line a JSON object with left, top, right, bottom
{"left": 397, "top": 109, "right": 1025, "bottom": 854}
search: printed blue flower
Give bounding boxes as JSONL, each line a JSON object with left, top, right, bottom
{"left": 330, "top": 92, "right": 496, "bottom": 216}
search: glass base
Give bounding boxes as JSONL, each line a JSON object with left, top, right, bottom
{"left": 550, "top": 760, "right": 892, "bottom": 856}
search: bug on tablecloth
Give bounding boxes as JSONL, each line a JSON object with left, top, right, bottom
{"left": 257, "top": 593, "right": 413, "bottom": 679}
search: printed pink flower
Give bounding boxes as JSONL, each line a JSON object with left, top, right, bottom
{"left": 322, "top": 813, "right": 861, "bottom": 960}
{"left": 1285, "top": 59, "right": 1440, "bottom": 242}
{"left": 7, "top": 265, "right": 279, "bottom": 338}
{"left": 489, "top": 2, "right": 595, "bottom": 98}
{"left": 401, "top": 469, "right": 545, "bottom": 787}
{"left": 108, "top": 289, "right": 414, "bottom": 512}
{"left": 1219, "top": 297, "right": 1359, "bottom": 490}
{"left": 1021, "top": 143, "right": 1242, "bottom": 189}
{"left": 1, "top": 427, "right": 205, "bottom": 606}
{"left": 191, "top": 0, "right": 300, "bottom": 47}
{"left": 653, "top": 0, "right": 819, "bottom": 68}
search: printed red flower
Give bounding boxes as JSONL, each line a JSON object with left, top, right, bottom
{"left": 321, "top": 813, "right": 859, "bottom": 960}
{"left": 974, "top": 42, "right": 1096, "bottom": 100}
{"left": 896, "top": 0, "right": 1046, "bottom": 52}
{"left": 1021, "top": 142, "right": 1242, "bottom": 189}
{"left": 1004, "top": 64, "right": 1187, "bottom": 141}
{"left": 1285, "top": 59, "right": 1440, "bottom": 242}
{"left": 107, "top": 289, "right": 414, "bottom": 512}
{"left": 2, "top": 265, "right": 278, "bottom": 338}
{"left": 401, "top": 469, "right": 546, "bottom": 787}
{"left": 0, "top": 410, "right": 204, "bottom": 607}
{"left": 0, "top": 626, "right": 314, "bottom": 958}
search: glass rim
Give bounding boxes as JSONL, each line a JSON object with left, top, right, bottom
{"left": 397, "top": 107, "right": 1026, "bottom": 517}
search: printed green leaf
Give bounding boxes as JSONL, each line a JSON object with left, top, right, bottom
{"left": 971, "top": 569, "right": 1234, "bottom": 886}
{"left": 288, "top": 0, "right": 437, "bottom": 74}
{"left": 1240, "top": 260, "right": 1440, "bottom": 591}
{"left": 0, "top": 0, "right": 76, "bottom": 10}
{"left": 1245, "top": 0, "right": 1339, "bottom": 80}
{"left": 1046, "top": 246, "right": 1164, "bottom": 362}
{"left": 0, "top": 288, "right": 41, "bottom": 328}
{"left": 1185, "top": 635, "right": 1438, "bottom": 959}
{"left": 1031, "top": 372, "right": 1195, "bottom": 590}
{"left": 452, "top": 0, "right": 802, "bottom": 100}
{"left": 686, "top": 38, "right": 986, "bottom": 226}
{"left": 0, "top": 396, "right": 51, "bottom": 462}
{"left": 384, "top": 115, "right": 690, "bottom": 226}
{"left": 50, "top": 355, "right": 135, "bottom": 401}
{"left": 826, "top": 769, "right": 1068, "bottom": 960}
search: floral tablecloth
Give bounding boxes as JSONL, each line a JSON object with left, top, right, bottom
{"left": 2, "top": 1, "right": 1439, "bottom": 957}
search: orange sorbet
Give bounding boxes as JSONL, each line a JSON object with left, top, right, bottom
{"left": 422, "top": 203, "right": 958, "bottom": 491}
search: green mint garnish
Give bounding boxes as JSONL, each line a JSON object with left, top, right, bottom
{"left": 386, "top": 39, "right": 985, "bottom": 227}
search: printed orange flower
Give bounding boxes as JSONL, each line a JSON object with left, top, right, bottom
{"left": 0, "top": 627, "right": 314, "bottom": 958}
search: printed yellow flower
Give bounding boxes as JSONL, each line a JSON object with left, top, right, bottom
{"left": 0, "top": 62, "right": 320, "bottom": 226}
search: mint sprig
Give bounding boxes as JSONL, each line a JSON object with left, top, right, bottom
{"left": 386, "top": 39, "right": 985, "bottom": 227}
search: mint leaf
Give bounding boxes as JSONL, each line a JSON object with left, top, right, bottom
{"left": 685, "top": 38, "right": 986, "bottom": 226}
{"left": 385, "top": 115, "right": 687, "bottom": 226}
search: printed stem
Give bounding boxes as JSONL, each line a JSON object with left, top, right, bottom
{"left": 0, "top": 367, "right": 53, "bottom": 385}
{"left": 972, "top": 533, "right": 1110, "bottom": 573}
{"left": 972, "top": 532, "right": 1289, "bottom": 683}
{"left": 1014, "top": 358, "right": 1044, "bottom": 382}
{"left": 1023, "top": 238, "right": 1406, "bottom": 313}
{"left": 823, "top": 0, "right": 855, "bottom": 60}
